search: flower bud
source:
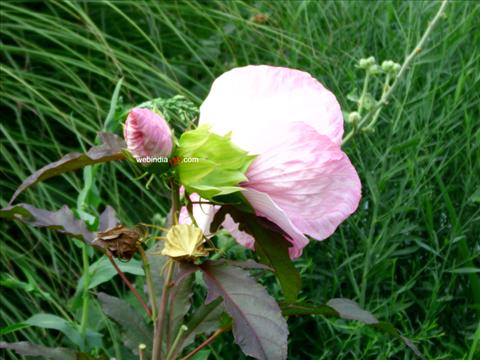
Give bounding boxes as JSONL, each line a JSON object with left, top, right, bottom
{"left": 381, "top": 60, "right": 401, "bottom": 75}
{"left": 123, "top": 108, "right": 173, "bottom": 160}
{"left": 358, "top": 56, "right": 376, "bottom": 69}
{"left": 347, "top": 111, "right": 361, "bottom": 124}
{"left": 368, "top": 64, "right": 382, "bottom": 75}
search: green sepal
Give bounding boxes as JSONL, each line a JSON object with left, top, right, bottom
{"left": 175, "top": 125, "right": 256, "bottom": 201}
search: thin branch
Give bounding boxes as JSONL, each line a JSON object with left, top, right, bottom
{"left": 180, "top": 328, "right": 226, "bottom": 360}
{"left": 107, "top": 252, "right": 152, "bottom": 318}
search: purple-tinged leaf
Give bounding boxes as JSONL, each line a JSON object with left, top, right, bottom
{"left": 225, "top": 259, "right": 272, "bottom": 270}
{"left": 0, "top": 203, "right": 94, "bottom": 244}
{"left": 98, "top": 205, "right": 119, "bottom": 231}
{"left": 200, "top": 261, "right": 288, "bottom": 360}
{"left": 326, "top": 298, "right": 378, "bottom": 324}
{"left": 212, "top": 206, "right": 300, "bottom": 303}
{"left": 97, "top": 292, "right": 152, "bottom": 356}
{"left": 0, "top": 341, "right": 78, "bottom": 360}
{"left": 9, "top": 132, "right": 126, "bottom": 204}
{"left": 167, "top": 272, "right": 195, "bottom": 352}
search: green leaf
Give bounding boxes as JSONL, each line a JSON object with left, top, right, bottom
{"left": 0, "top": 323, "right": 30, "bottom": 336}
{"left": 176, "top": 125, "right": 255, "bottom": 201}
{"left": 212, "top": 206, "right": 301, "bottom": 303}
{"left": 76, "top": 165, "right": 102, "bottom": 223}
{"left": 8, "top": 132, "right": 126, "bottom": 204}
{"left": 0, "top": 203, "right": 94, "bottom": 244}
{"left": 280, "top": 302, "right": 338, "bottom": 317}
{"left": 170, "top": 297, "right": 224, "bottom": 359}
{"left": 103, "top": 77, "right": 124, "bottom": 132}
{"left": 76, "top": 257, "right": 144, "bottom": 292}
{"left": 190, "top": 349, "right": 212, "bottom": 360}
{"left": 25, "top": 313, "right": 83, "bottom": 348}
{"left": 200, "top": 261, "right": 288, "bottom": 360}
{"left": 0, "top": 341, "right": 79, "bottom": 360}
{"left": 97, "top": 292, "right": 152, "bottom": 357}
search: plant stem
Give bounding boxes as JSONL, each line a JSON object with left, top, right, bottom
{"left": 152, "top": 179, "right": 180, "bottom": 360}
{"left": 107, "top": 252, "right": 152, "bottom": 317}
{"left": 357, "top": 71, "right": 370, "bottom": 116}
{"left": 79, "top": 243, "right": 90, "bottom": 343}
{"left": 170, "top": 179, "right": 180, "bottom": 226}
{"left": 152, "top": 259, "right": 175, "bottom": 360}
{"left": 342, "top": 0, "right": 449, "bottom": 145}
{"left": 139, "top": 246, "right": 157, "bottom": 320}
{"left": 180, "top": 328, "right": 226, "bottom": 360}
{"left": 166, "top": 325, "right": 188, "bottom": 360}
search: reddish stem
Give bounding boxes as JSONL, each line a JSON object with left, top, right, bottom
{"left": 107, "top": 252, "right": 152, "bottom": 318}
{"left": 180, "top": 328, "right": 226, "bottom": 360}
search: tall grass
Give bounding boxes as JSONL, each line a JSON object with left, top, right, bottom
{"left": 1, "top": 1, "right": 479, "bottom": 359}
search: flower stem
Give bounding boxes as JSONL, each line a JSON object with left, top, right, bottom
{"left": 166, "top": 325, "right": 188, "bottom": 360}
{"left": 342, "top": 0, "right": 449, "bottom": 145}
{"left": 152, "top": 179, "right": 180, "bottom": 360}
{"left": 170, "top": 179, "right": 180, "bottom": 226}
{"left": 79, "top": 243, "right": 90, "bottom": 343}
{"left": 139, "top": 246, "right": 157, "bottom": 320}
{"left": 152, "top": 259, "right": 175, "bottom": 360}
{"left": 107, "top": 252, "right": 152, "bottom": 317}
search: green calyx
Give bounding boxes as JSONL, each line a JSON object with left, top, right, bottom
{"left": 175, "top": 125, "right": 256, "bottom": 201}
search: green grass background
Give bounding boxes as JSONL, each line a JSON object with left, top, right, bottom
{"left": 1, "top": 0, "right": 479, "bottom": 359}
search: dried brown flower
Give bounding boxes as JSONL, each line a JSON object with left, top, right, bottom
{"left": 93, "top": 225, "right": 141, "bottom": 260}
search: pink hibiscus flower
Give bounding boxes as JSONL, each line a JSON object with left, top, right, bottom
{"left": 184, "top": 65, "right": 361, "bottom": 258}
{"left": 124, "top": 108, "right": 173, "bottom": 160}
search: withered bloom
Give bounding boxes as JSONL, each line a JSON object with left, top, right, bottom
{"left": 161, "top": 224, "right": 209, "bottom": 261}
{"left": 93, "top": 225, "right": 140, "bottom": 260}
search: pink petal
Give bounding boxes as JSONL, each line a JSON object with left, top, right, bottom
{"left": 242, "top": 188, "right": 309, "bottom": 258}
{"left": 222, "top": 214, "right": 255, "bottom": 250}
{"left": 244, "top": 122, "right": 361, "bottom": 244}
{"left": 200, "top": 65, "right": 344, "bottom": 155}
{"left": 178, "top": 193, "right": 217, "bottom": 236}
{"left": 124, "top": 108, "right": 173, "bottom": 159}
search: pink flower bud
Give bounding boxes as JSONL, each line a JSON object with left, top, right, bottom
{"left": 123, "top": 108, "right": 173, "bottom": 159}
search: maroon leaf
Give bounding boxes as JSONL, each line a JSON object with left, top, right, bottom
{"left": 0, "top": 341, "right": 78, "bottom": 360}
{"left": 212, "top": 206, "right": 300, "bottom": 303}
{"left": 200, "top": 261, "right": 288, "bottom": 360}
{"left": 326, "top": 298, "right": 378, "bottom": 324}
{"left": 97, "top": 292, "right": 152, "bottom": 356}
{"left": 98, "top": 205, "right": 119, "bottom": 232}
{"left": 167, "top": 271, "right": 195, "bottom": 352}
{"left": 9, "top": 132, "right": 126, "bottom": 204}
{"left": 0, "top": 203, "right": 94, "bottom": 244}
